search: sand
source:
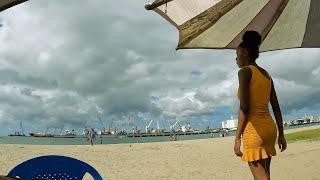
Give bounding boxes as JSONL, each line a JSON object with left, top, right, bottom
{"left": 1, "top": 125, "right": 320, "bottom": 180}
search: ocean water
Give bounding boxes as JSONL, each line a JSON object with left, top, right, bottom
{"left": 0, "top": 133, "right": 222, "bottom": 145}
{"left": 0, "top": 123, "right": 318, "bottom": 145}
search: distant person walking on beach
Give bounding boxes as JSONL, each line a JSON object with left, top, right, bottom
{"left": 171, "top": 133, "right": 177, "bottom": 141}
{"left": 234, "top": 31, "right": 287, "bottom": 180}
{"left": 88, "top": 128, "right": 96, "bottom": 146}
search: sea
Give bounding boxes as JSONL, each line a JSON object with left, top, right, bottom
{"left": 0, "top": 123, "right": 318, "bottom": 145}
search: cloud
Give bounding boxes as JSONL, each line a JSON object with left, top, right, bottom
{"left": 0, "top": 1, "right": 319, "bottom": 134}
{"left": 259, "top": 49, "right": 320, "bottom": 115}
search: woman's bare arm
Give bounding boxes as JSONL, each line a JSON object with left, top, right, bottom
{"left": 270, "top": 79, "right": 284, "bottom": 137}
{"left": 235, "top": 67, "right": 251, "bottom": 141}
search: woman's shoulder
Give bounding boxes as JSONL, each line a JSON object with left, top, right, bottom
{"left": 238, "top": 66, "right": 252, "bottom": 79}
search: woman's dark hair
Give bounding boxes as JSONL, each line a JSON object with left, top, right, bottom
{"left": 238, "top": 31, "right": 262, "bottom": 61}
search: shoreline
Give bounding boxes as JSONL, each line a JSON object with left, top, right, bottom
{"left": 1, "top": 124, "right": 319, "bottom": 146}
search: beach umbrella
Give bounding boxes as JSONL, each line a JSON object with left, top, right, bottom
{"left": 0, "top": 0, "right": 28, "bottom": 12}
{"left": 145, "top": 0, "right": 320, "bottom": 52}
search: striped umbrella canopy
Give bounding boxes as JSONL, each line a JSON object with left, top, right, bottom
{"left": 145, "top": 0, "right": 320, "bottom": 52}
{"left": 0, "top": 0, "right": 28, "bottom": 12}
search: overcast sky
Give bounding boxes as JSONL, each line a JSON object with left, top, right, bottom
{"left": 0, "top": 0, "right": 319, "bottom": 135}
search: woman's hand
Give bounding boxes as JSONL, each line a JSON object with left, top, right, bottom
{"left": 278, "top": 135, "right": 287, "bottom": 152}
{"left": 234, "top": 139, "right": 243, "bottom": 157}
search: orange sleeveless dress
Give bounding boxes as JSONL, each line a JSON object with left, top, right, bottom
{"left": 237, "top": 65, "right": 277, "bottom": 162}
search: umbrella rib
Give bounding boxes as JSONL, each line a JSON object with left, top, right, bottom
{"left": 145, "top": 0, "right": 174, "bottom": 11}
{"left": 0, "top": 0, "right": 29, "bottom": 12}
{"left": 154, "top": 8, "right": 179, "bottom": 28}
{"left": 261, "top": 0, "right": 289, "bottom": 41}
{"left": 177, "top": 0, "right": 244, "bottom": 49}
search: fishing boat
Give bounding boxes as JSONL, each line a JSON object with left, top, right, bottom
{"left": 29, "top": 132, "right": 54, "bottom": 137}
{"left": 54, "top": 129, "right": 76, "bottom": 138}
{"left": 30, "top": 128, "right": 54, "bottom": 137}
{"left": 8, "top": 131, "right": 25, "bottom": 137}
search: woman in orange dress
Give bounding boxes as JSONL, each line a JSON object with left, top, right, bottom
{"left": 234, "top": 31, "right": 287, "bottom": 180}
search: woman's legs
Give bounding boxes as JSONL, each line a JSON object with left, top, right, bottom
{"left": 248, "top": 158, "right": 270, "bottom": 180}
{"left": 265, "top": 157, "right": 272, "bottom": 177}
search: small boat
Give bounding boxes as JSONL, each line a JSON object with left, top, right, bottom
{"left": 29, "top": 132, "right": 54, "bottom": 137}
{"left": 54, "top": 129, "right": 76, "bottom": 138}
{"left": 8, "top": 131, "right": 25, "bottom": 137}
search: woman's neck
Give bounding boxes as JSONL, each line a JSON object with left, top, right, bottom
{"left": 248, "top": 62, "right": 258, "bottom": 66}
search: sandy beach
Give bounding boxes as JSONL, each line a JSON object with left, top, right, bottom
{"left": 1, "top": 125, "right": 320, "bottom": 180}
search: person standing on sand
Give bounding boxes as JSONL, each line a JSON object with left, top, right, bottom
{"left": 234, "top": 31, "right": 287, "bottom": 180}
{"left": 89, "top": 128, "right": 96, "bottom": 146}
